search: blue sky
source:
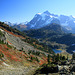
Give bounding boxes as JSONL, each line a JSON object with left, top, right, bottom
{"left": 0, "top": 0, "right": 75, "bottom": 23}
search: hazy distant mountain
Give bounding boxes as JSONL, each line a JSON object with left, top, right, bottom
{"left": 4, "top": 21, "right": 14, "bottom": 26}
{"left": 4, "top": 21, "right": 28, "bottom": 26}
{"left": 12, "top": 24, "right": 27, "bottom": 31}
{"left": 4, "top": 21, "right": 28, "bottom": 31}
{"left": 18, "top": 21, "right": 28, "bottom": 25}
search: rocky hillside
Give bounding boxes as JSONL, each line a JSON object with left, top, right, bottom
{"left": 0, "top": 22, "right": 54, "bottom": 75}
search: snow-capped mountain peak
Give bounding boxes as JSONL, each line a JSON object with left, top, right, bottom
{"left": 26, "top": 11, "right": 75, "bottom": 32}
{"left": 27, "top": 11, "right": 61, "bottom": 29}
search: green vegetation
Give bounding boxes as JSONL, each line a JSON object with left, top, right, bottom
{"left": 34, "top": 63, "right": 57, "bottom": 75}
{"left": 47, "top": 54, "right": 50, "bottom": 64}
{"left": 0, "top": 39, "right": 12, "bottom": 49}
{"left": 55, "top": 54, "right": 60, "bottom": 62}
{"left": 35, "top": 57, "right": 39, "bottom": 62}
{"left": 52, "top": 54, "right": 66, "bottom": 63}
{"left": 28, "top": 50, "right": 31, "bottom": 55}
{"left": 28, "top": 50, "right": 40, "bottom": 62}
{"left": 0, "top": 30, "right": 4, "bottom": 36}
{"left": 0, "top": 52, "right": 4, "bottom": 59}
{"left": 22, "top": 38, "right": 54, "bottom": 54}
{"left": 7, "top": 44, "right": 12, "bottom": 48}
{"left": 34, "top": 53, "right": 67, "bottom": 75}
{"left": 24, "top": 23, "right": 75, "bottom": 52}
{"left": 72, "top": 53, "right": 75, "bottom": 60}
{"left": 21, "top": 47, "right": 23, "bottom": 51}
{"left": 29, "top": 56, "right": 39, "bottom": 62}
{"left": 51, "top": 33, "right": 75, "bottom": 46}
{"left": 28, "top": 50, "right": 40, "bottom": 56}
{"left": 24, "top": 23, "right": 64, "bottom": 38}
{"left": 34, "top": 53, "right": 67, "bottom": 74}
{"left": 67, "top": 45, "right": 75, "bottom": 53}
{"left": 0, "top": 40, "right": 4, "bottom": 44}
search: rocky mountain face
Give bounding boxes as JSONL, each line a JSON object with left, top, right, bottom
{"left": 27, "top": 11, "right": 60, "bottom": 29}
{"left": 0, "top": 22, "right": 53, "bottom": 53}
{"left": 0, "top": 22, "right": 54, "bottom": 75}
{"left": 26, "top": 11, "right": 75, "bottom": 33}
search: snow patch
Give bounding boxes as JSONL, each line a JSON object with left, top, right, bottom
{"left": 50, "top": 15, "right": 58, "bottom": 18}
{"left": 72, "top": 16, "right": 75, "bottom": 18}
{"left": 37, "top": 13, "right": 41, "bottom": 15}
{"left": 50, "top": 15, "right": 53, "bottom": 18}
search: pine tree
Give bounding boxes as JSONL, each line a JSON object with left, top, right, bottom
{"left": 60, "top": 54, "right": 62, "bottom": 60}
{"left": 22, "top": 48, "right": 23, "bottom": 51}
{"left": 55, "top": 54, "right": 60, "bottom": 62}
{"left": 47, "top": 54, "right": 50, "bottom": 64}
{"left": 67, "top": 54, "right": 69, "bottom": 60}
{"left": 72, "top": 53, "right": 75, "bottom": 60}
{"left": 62, "top": 56, "right": 66, "bottom": 60}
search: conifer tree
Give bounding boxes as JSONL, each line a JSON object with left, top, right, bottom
{"left": 47, "top": 54, "right": 50, "bottom": 64}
